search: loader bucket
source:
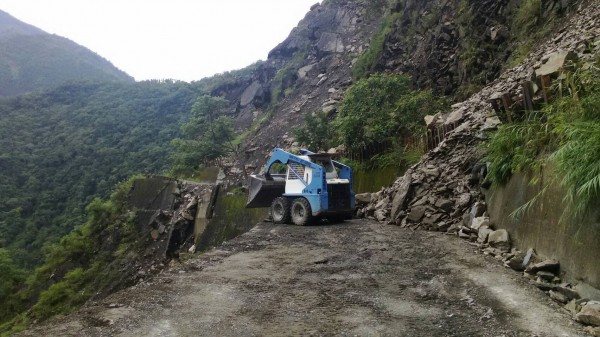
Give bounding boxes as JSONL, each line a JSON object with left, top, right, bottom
{"left": 246, "top": 174, "right": 286, "bottom": 208}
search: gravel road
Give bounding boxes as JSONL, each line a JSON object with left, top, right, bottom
{"left": 19, "top": 220, "right": 586, "bottom": 337}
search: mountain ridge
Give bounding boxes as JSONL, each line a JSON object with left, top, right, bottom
{"left": 0, "top": 10, "right": 133, "bottom": 97}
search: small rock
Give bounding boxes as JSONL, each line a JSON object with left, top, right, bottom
{"left": 185, "top": 198, "right": 198, "bottom": 210}
{"left": 564, "top": 299, "right": 582, "bottom": 315}
{"left": 374, "top": 196, "right": 391, "bottom": 210}
{"left": 506, "top": 255, "right": 526, "bottom": 271}
{"left": 421, "top": 167, "right": 440, "bottom": 178}
{"left": 458, "top": 229, "right": 471, "bottom": 239}
{"left": 477, "top": 227, "right": 493, "bottom": 243}
{"left": 488, "top": 229, "right": 511, "bottom": 252}
{"left": 534, "top": 281, "right": 557, "bottom": 291}
{"left": 526, "top": 259, "right": 560, "bottom": 274}
{"left": 584, "top": 326, "right": 600, "bottom": 337}
{"left": 549, "top": 290, "right": 569, "bottom": 304}
{"left": 456, "top": 193, "right": 471, "bottom": 208}
{"left": 407, "top": 206, "right": 426, "bottom": 223}
{"left": 390, "top": 170, "right": 413, "bottom": 220}
{"left": 436, "top": 221, "right": 450, "bottom": 232}
{"left": 355, "top": 193, "right": 372, "bottom": 205}
{"left": 522, "top": 248, "right": 536, "bottom": 267}
{"left": 471, "top": 216, "right": 490, "bottom": 230}
{"left": 470, "top": 202, "right": 486, "bottom": 218}
{"left": 576, "top": 301, "right": 600, "bottom": 326}
{"left": 435, "top": 199, "right": 454, "bottom": 213}
{"left": 181, "top": 211, "right": 194, "bottom": 221}
{"left": 374, "top": 209, "right": 387, "bottom": 222}
{"left": 537, "top": 271, "right": 555, "bottom": 281}
{"left": 556, "top": 286, "right": 580, "bottom": 301}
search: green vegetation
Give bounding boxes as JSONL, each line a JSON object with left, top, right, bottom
{"left": 0, "top": 176, "right": 141, "bottom": 334}
{"left": 485, "top": 60, "right": 600, "bottom": 216}
{"left": 294, "top": 73, "right": 446, "bottom": 171}
{"left": 0, "top": 80, "right": 199, "bottom": 268}
{"left": 335, "top": 73, "right": 447, "bottom": 151}
{"left": 171, "top": 95, "right": 235, "bottom": 176}
{"left": 508, "top": 0, "right": 565, "bottom": 66}
{"left": 294, "top": 112, "right": 334, "bottom": 151}
{"left": 352, "top": 12, "right": 402, "bottom": 79}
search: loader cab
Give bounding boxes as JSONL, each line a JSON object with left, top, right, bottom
{"left": 284, "top": 155, "right": 344, "bottom": 195}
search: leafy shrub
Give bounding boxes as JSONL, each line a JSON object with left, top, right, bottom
{"left": 335, "top": 73, "right": 447, "bottom": 151}
{"left": 294, "top": 113, "right": 334, "bottom": 151}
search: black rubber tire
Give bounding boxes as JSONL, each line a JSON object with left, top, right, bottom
{"left": 291, "top": 198, "right": 313, "bottom": 226}
{"left": 271, "top": 197, "right": 291, "bottom": 224}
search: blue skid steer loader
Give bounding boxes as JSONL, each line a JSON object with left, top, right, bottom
{"left": 246, "top": 148, "right": 355, "bottom": 225}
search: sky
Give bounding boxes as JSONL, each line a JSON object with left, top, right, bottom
{"left": 0, "top": 0, "right": 321, "bottom": 82}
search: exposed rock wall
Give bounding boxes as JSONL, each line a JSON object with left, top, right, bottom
{"left": 380, "top": 0, "right": 581, "bottom": 95}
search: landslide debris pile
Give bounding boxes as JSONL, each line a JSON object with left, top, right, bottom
{"left": 357, "top": 2, "right": 600, "bottom": 331}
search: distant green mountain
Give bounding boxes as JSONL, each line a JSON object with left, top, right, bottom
{"left": 0, "top": 10, "right": 133, "bottom": 97}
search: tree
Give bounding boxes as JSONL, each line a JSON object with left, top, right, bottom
{"left": 294, "top": 112, "right": 334, "bottom": 151}
{"left": 335, "top": 73, "right": 447, "bottom": 150}
{"left": 335, "top": 74, "right": 411, "bottom": 150}
{"left": 171, "top": 95, "right": 236, "bottom": 175}
{"left": 0, "top": 248, "right": 26, "bottom": 320}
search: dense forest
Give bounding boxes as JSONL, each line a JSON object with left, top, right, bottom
{"left": 0, "top": 80, "right": 200, "bottom": 268}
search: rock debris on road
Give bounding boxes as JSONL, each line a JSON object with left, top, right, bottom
{"left": 19, "top": 220, "right": 585, "bottom": 337}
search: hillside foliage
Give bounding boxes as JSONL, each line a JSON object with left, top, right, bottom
{"left": 486, "top": 59, "right": 600, "bottom": 215}
{"left": 0, "top": 80, "right": 199, "bottom": 268}
{"left": 0, "top": 177, "right": 143, "bottom": 335}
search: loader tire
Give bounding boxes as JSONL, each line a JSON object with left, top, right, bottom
{"left": 291, "top": 198, "right": 313, "bottom": 226}
{"left": 271, "top": 197, "right": 291, "bottom": 224}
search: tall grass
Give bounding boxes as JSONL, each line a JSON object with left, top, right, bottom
{"left": 485, "top": 59, "right": 600, "bottom": 216}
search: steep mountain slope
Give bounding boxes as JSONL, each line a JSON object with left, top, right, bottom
{"left": 175, "top": 0, "right": 583, "bottom": 175}
{"left": 0, "top": 10, "right": 133, "bottom": 97}
{"left": 0, "top": 81, "right": 199, "bottom": 267}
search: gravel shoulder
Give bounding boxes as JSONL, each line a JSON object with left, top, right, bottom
{"left": 18, "top": 220, "right": 586, "bottom": 337}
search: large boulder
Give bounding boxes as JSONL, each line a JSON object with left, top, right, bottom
{"left": 390, "top": 170, "right": 413, "bottom": 220}
{"left": 317, "top": 32, "right": 345, "bottom": 54}
{"left": 240, "top": 81, "right": 264, "bottom": 107}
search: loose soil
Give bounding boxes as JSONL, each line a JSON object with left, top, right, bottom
{"left": 18, "top": 220, "right": 586, "bottom": 336}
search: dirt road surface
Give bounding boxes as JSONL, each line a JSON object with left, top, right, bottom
{"left": 19, "top": 220, "right": 586, "bottom": 337}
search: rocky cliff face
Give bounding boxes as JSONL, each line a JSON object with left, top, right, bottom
{"left": 379, "top": 0, "right": 580, "bottom": 95}
{"left": 199, "top": 0, "right": 584, "bottom": 181}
